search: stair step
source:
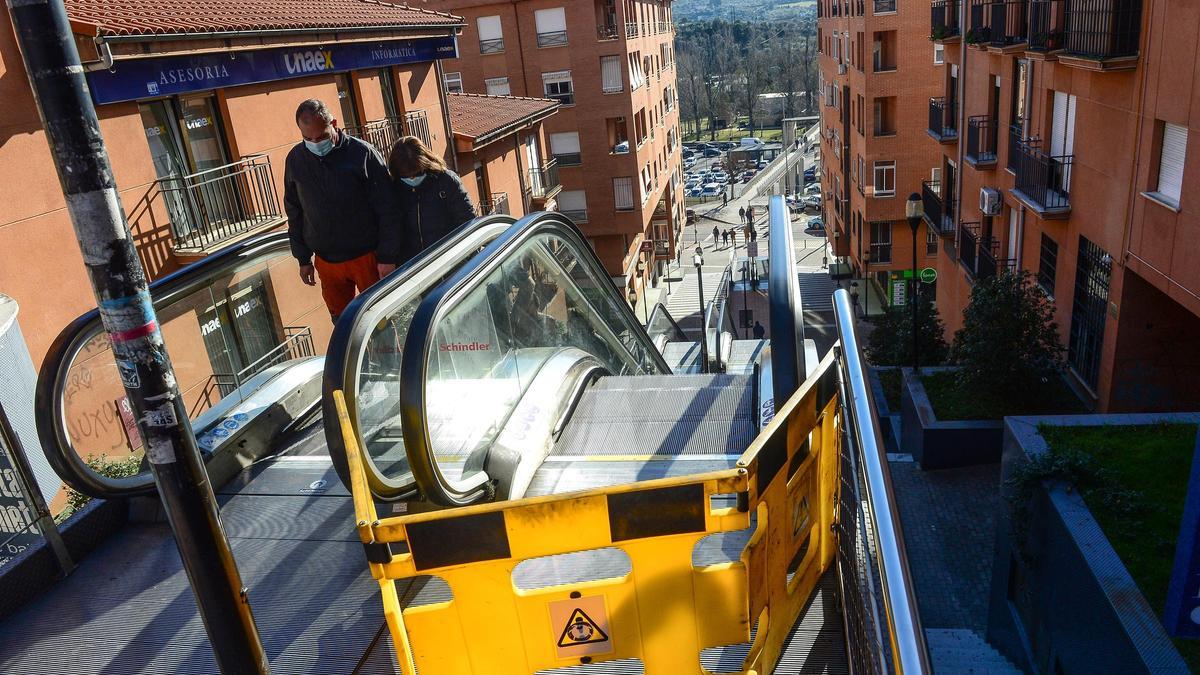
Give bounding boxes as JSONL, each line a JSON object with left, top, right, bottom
{"left": 925, "top": 629, "right": 1022, "bottom": 674}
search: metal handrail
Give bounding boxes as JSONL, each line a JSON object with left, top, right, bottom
{"left": 833, "top": 288, "right": 933, "bottom": 673}
{"left": 702, "top": 264, "right": 733, "bottom": 371}
{"left": 768, "top": 194, "right": 807, "bottom": 408}
{"left": 645, "top": 302, "right": 688, "bottom": 353}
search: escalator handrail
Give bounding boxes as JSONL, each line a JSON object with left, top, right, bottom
{"left": 832, "top": 288, "right": 932, "bottom": 673}
{"left": 767, "top": 194, "right": 806, "bottom": 411}
{"left": 322, "top": 214, "right": 517, "bottom": 499}
{"left": 644, "top": 302, "right": 687, "bottom": 350}
{"left": 398, "top": 211, "right": 672, "bottom": 506}
{"left": 36, "top": 232, "right": 294, "bottom": 499}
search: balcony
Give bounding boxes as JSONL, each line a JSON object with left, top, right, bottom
{"left": 966, "top": 115, "right": 998, "bottom": 167}
{"left": 967, "top": 0, "right": 1029, "bottom": 48}
{"left": 597, "top": 24, "right": 619, "bottom": 41}
{"left": 479, "top": 37, "right": 505, "bottom": 54}
{"left": 976, "top": 238, "right": 1015, "bottom": 279}
{"left": 1012, "top": 142, "right": 1072, "bottom": 217}
{"left": 958, "top": 221, "right": 980, "bottom": 276}
{"left": 1029, "top": 0, "right": 1142, "bottom": 68}
{"left": 483, "top": 192, "right": 509, "bottom": 216}
{"left": 1006, "top": 119, "right": 1025, "bottom": 171}
{"left": 537, "top": 30, "right": 568, "bottom": 48}
{"left": 157, "top": 155, "right": 284, "bottom": 254}
{"left": 931, "top": 0, "right": 961, "bottom": 41}
{"left": 922, "top": 180, "right": 956, "bottom": 236}
{"left": 553, "top": 150, "right": 582, "bottom": 166}
{"left": 526, "top": 158, "right": 562, "bottom": 206}
{"left": 344, "top": 117, "right": 405, "bottom": 155}
{"left": 927, "top": 97, "right": 958, "bottom": 143}
{"left": 626, "top": 23, "right": 638, "bottom": 38}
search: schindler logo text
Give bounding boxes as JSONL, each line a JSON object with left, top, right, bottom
{"left": 284, "top": 49, "right": 335, "bottom": 75}
{"left": 439, "top": 341, "right": 491, "bottom": 352}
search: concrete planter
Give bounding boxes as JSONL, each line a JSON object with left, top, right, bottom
{"left": 900, "top": 366, "right": 1004, "bottom": 469}
{"left": 867, "top": 366, "right": 903, "bottom": 456}
{"left": 987, "top": 413, "right": 1199, "bottom": 674}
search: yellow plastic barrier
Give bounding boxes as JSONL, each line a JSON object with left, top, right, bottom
{"left": 333, "top": 349, "right": 841, "bottom": 675}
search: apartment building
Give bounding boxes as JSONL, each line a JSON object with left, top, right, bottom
{"left": 430, "top": 0, "right": 684, "bottom": 304}
{"left": 930, "top": 0, "right": 1200, "bottom": 412}
{"left": 816, "top": 0, "right": 947, "bottom": 307}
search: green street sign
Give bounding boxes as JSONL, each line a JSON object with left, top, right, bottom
{"left": 919, "top": 267, "right": 937, "bottom": 284}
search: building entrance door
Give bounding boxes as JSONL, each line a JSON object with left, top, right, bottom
{"left": 138, "top": 100, "right": 194, "bottom": 236}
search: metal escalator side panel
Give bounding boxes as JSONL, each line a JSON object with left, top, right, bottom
{"left": 36, "top": 232, "right": 304, "bottom": 499}
{"left": 767, "top": 194, "right": 806, "bottom": 413}
{"left": 323, "top": 214, "right": 515, "bottom": 500}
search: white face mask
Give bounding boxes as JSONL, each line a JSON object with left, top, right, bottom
{"left": 401, "top": 174, "right": 427, "bottom": 187}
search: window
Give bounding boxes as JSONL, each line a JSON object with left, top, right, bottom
{"left": 873, "top": 160, "right": 896, "bottom": 196}
{"left": 485, "top": 77, "right": 511, "bottom": 96}
{"left": 873, "top": 31, "right": 896, "bottom": 71}
{"left": 1153, "top": 122, "right": 1187, "bottom": 207}
{"left": 534, "top": 8, "right": 568, "bottom": 47}
{"left": 628, "top": 53, "right": 647, "bottom": 90}
{"left": 869, "top": 221, "right": 892, "bottom": 263}
{"left": 443, "top": 71, "right": 463, "bottom": 94}
{"left": 873, "top": 97, "right": 895, "bottom": 135}
{"left": 926, "top": 224, "right": 938, "bottom": 255}
{"left": 1038, "top": 233, "right": 1058, "bottom": 296}
{"left": 614, "top": 177, "right": 635, "bottom": 210}
{"left": 1067, "top": 236, "right": 1111, "bottom": 391}
{"left": 601, "top": 55, "right": 623, "bottom": 93}
{"left": 550, "top": 132, "right": 581, "bottom": 165}
{"left": 558, "top": 190, "right": 587, "bottom": 222}
{"left": 477, "top": 16, "right": 504, "bottom": 54}
{"left": 542, "top": 71, "right": 574, "bottom": 105}
{"left": 934, "top": 42, "right": 945, "bottom": 64}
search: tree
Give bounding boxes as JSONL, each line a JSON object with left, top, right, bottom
{"left": 951, "top": 270, "right": 1064, "bottom": 398}
{"left": 865, "top": 290, "right": 949, "bottom": 366}
{"left": 677, "top": 48, "right": 707, "bottom": 138}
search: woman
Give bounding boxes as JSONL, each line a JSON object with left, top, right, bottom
{"left": 388, "top": 135, "right": 477, "bottom": 262}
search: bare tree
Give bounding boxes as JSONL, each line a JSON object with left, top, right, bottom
{"left": 677, "top": 48, "right": 707, "bottom": 139}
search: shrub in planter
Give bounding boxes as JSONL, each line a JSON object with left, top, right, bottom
{"left": 865, "top": 290, "right": 949, "bottom": 366}
{"left": 58, "top": 454, "right": 142, "bottom": 521}
{"left": 951, "top": 270, "right": 1064, "bottom": 399}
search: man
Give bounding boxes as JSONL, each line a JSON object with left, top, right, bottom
{"left": 752, "top": 321, "right": 765, "bottom": 340}
{"left": 738, "top": 206, "right": 746, "bottom": 224}
{"left": 712, "top": 225, "right": 720, "bottom": 248}
{"left": 284, "top": 99, "right": 400, "bottom": 321}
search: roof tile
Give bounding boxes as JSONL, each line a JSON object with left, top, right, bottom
{"left": 447, "top": 93, "right": 560, "bottom": 142}
{"left": 66, "top": 0, "right": 462, "bottom": 37}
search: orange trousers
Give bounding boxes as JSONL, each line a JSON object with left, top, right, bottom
{"left": 314, "top": 251, "right": 380, "bottom": 320}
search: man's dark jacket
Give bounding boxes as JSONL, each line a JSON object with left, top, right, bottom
{"left": 284, "top": 133, "right": 401, "bottom": 264}
{"left": 394, "top": 170, "right": 477, "bottom": 264}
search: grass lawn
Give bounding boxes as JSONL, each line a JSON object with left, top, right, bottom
{"left": 876, "top": 368, "right": 903, "bottom": 412}
{"left": 920, "top": 370, "right": 1086, "bottom": 421}
{"left": 683, "top": 117, "right": 789, "bottom": 143}
{"left": 1039, "top": 422, "right": 1200, "bottom": 670}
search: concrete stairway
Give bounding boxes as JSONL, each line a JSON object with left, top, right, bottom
{"left": 926, "top": 629, "right": 1024, "bottom": 674}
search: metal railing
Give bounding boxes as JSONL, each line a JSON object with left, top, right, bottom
{"left": 931, "top": 0, "right": 961, "bottom": 39}
{"left": 158, "top": 154, "right": 283, "bottom": 253}
{"left": 922, "top": 180, "right": 946, "bottom": 234}
{"left": 967, "top": 115, "right": 998, "bottom": 164}
{"left": 344, "top": 117, "right": 405, "bottom": 155}
{"left": 188, "top": 326, "right": 316, "bottom": 417}
{"left": 483, "top": 192, "right": 509, "bottom": 216}
{"left": 702, "top": 264, "right": 735, "bottom": 371}
{"left": 1028, "top": 0, "right": 1065, "bottom": 51}
{"left": 1007, "top": 120, "right": 1027, "bottom": 171}
{"left": 559, "top": 208, "right": 588, "bottom": 223}
{"left": 976, "top": 236, "right": 1015, "bottom": 280}
{"left": 625, "top": 22, "right": 638, "bottom": 38}
{"left": 536, "top": 30, "right": 567, "bottom": 48}
{"left": 928, "top": 97, "right": 957, "bottom": 140}
{"left": 1013, "top": 143, "right": 1072, "bottom": 212}
{"left": 1065, "top": 0, "right": 1142, "bottom": 59}
{"left": 478, "top": 37, "right": 505, "bottom": 54}
{"left": 0, "top": 402, "right": 72, "bottom": 574}
{"left": 527, "top": 158, "right": 560, "bottom": 199}
{"left": 968, "top": 0, "right": 1029, "bottom": 46}
{"left": 552, "top": 151, "right": 582, "bottom": 166}
{"left": 833, "top": 289, "right": 933, "bottom": 674}
{"left": 404, "top": 110, "right": 431, "bottom": 149}
{"left": 959, "top": 221, "right": 980, "bottom": 276}
{"left": 645, "top": 302, "right": 687, "bottom": 352}
{"left": 597, "top": 23, "right": 619, "bottom": 40}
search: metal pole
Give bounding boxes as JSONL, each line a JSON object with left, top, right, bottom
{"left": 694, "top": 253, "right": 709, "bottom": 374}
{"left": 6, "top": 2, "right": 269, "bottom": 672}
{"left": 911, "top": 226, "right": 919, "bottom": 372}
{"left": 0, "top": 402, "right": 73, "bottom": 575}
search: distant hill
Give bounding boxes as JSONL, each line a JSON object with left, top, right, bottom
{"left": 673, "top": 0, "right": 815, "bottom": 22}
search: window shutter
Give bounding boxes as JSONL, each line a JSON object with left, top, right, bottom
{"left": 601, "top": 56, "right": 623, "bottom": 92}
{"left": 534, "top": 8, "right": 566, "bottom": 33}
{"left": 558, "top": 190, "right": 586, "bottom": 211}
{"left": 485, "top": 77, "right": 510, "bottom": 96}
{"left": 477, "top": 16, "right": 502, "bottom": 41}
{"left": 1159, "top": 122, "right": 1187, "bottom": 204}
{"left": 614, "top": 177, "right": 634, "bottom": 209}
{"left": 551, "top": 132, "right": 580, "bottom": 155}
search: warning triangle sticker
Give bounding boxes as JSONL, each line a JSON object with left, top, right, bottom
{"left": 556, "top": 607, "right": 610, "bottom": 648}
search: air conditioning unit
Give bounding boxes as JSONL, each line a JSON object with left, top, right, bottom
{"left": 979, "top": 187, "right": 1002, "bottom": 215}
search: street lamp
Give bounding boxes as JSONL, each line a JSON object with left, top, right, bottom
{"left": 905, "top": 193, "right": 924, "bottom": 372}
{"left": 693, "top": 246, "right": 709, "bottom": 373}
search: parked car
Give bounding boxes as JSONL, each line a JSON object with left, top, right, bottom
{"left": 741, "top": 170, "right": 756, "bottom": 182}
{"left": 704, "top": 147, "right": 722, "bottom": 157}
{"left": 805, "top": 216, "right": 825, "bottom": 233}
{"left": 700, "top": 183, "right": 722, "bottom": 197}
{"left": 686, "top": 186, "right": 704, "bottom": 197}
{"left": 757, "top": 160, "right": 768, "bottom": 170}
{"left": 802, "top": 195, "right": 822, "bottom": 211}
{"left": 803, "top": 183, "right": 822, "bottom": 196}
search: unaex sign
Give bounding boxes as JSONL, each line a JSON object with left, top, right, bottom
{"left": 86, "top": 36, "right": 458, "bottom": 105}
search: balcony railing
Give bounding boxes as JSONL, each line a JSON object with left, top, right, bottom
{"left": 553, "top": 151, "right": 582, "bottom": 166}
{"left": 626, "top": 23, "right": 638, "bottom": 38}
{"left": 537, "top": 30, "right": 568, "bottom": 48}
{"left": 483, "top": 192, "right": 509, "bottom": 216}
{"left": 976, "top": 237, "right": 1015, "bottom": 280}
{"left": 190, "top": 326, "right": 315, "bottom": 415}
{"left": 345, "top": 117, "right": 405, "bottom": 155}
{"left": 158, "top": 154, "right": 284, "bottom": 253}
{"left": 928, "top": 96, "right": 958, "bottom": 141}
{"left": 527, "top": 158, "right": 561, "bottom": 200}
{"left": 597, "top": 24, "right": 619, "bottom": 41}
{"left": 921, "top": 180, "right": 956, "bottom": 236}
{"left": 479, "top": 38, "right": 505, "bottom": 54}
{"left": 966, "top": 115, "right": 998, "bottom": 165}
{"left": 875, "top": 0, "right": 896, "bottom": 11}
{"left": 561, "top": 208, "right": 589, "bottom": 223}
{"left": 967, "top": 0, "right": 1028, "bottom": 46}
{"left": 931, "top": 0, "right": 961, "bottom": 40}
{"left": 1006, "top": 119, "right": 1027, "bottom": 171}
{"left": 1029, "top": 0, "right": 1141, "bottom": 60}
{"left": 958, "top": 221, "right": 980, "bottom": 276}
{"left": 404, "top": 110, "right": 432, "bottom": 148}
{"left": 1013, "top": 143, "right": 1072, "bottom": 214}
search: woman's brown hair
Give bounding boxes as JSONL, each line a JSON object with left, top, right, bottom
{"left": 388, "top": 135, "right": 447, "bottom": 178}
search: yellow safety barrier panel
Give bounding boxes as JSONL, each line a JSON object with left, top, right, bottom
{"left": 333, "top": 349, "right": 842, "bottom": 675}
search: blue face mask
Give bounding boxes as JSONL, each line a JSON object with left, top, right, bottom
{"left": 401, "top": 174, "right": 427, "bottom": 187}
{"left": 305, "top": 136, "right": 334, "bottom": 157}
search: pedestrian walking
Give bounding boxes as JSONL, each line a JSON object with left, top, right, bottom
{"left": 388, "top": 136, "right": 477, "bottom": 262}
{"left": 285, "top": 99, "right": 400, "bottom": 322}
{"left": 729, "top": 227, "right": 737, "bottom": 248}
{"left": 738, "top": 206, "right": 746, "bottom": 224}
{"left": 750, "top": 225, "right": 757, "bottom": 242}
{"left": 752, "top": 321, "right": 765, "bottom": 340}
{"left": 721, "top": 229, "right": 729, "bottom": 247}
{"left": 722, "top": 191, "right": 728, "bottom": 207}
{"left": 712, "top": 225, "right": 720, "bottom": 247}
{"left": 747, "top": 206, "right": 755, "bottom": 223}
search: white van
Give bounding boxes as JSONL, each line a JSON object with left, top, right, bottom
{"left": 739, "top": 137, "right": 765, "bottom": 148}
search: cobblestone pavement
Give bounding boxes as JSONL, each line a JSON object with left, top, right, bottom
{"left": 886, "top": 460, "right": 1003, "bottom": 634}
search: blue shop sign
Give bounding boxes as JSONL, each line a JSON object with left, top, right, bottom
{"left": 86, "top": 36, "right": 458, "bottom": 105}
